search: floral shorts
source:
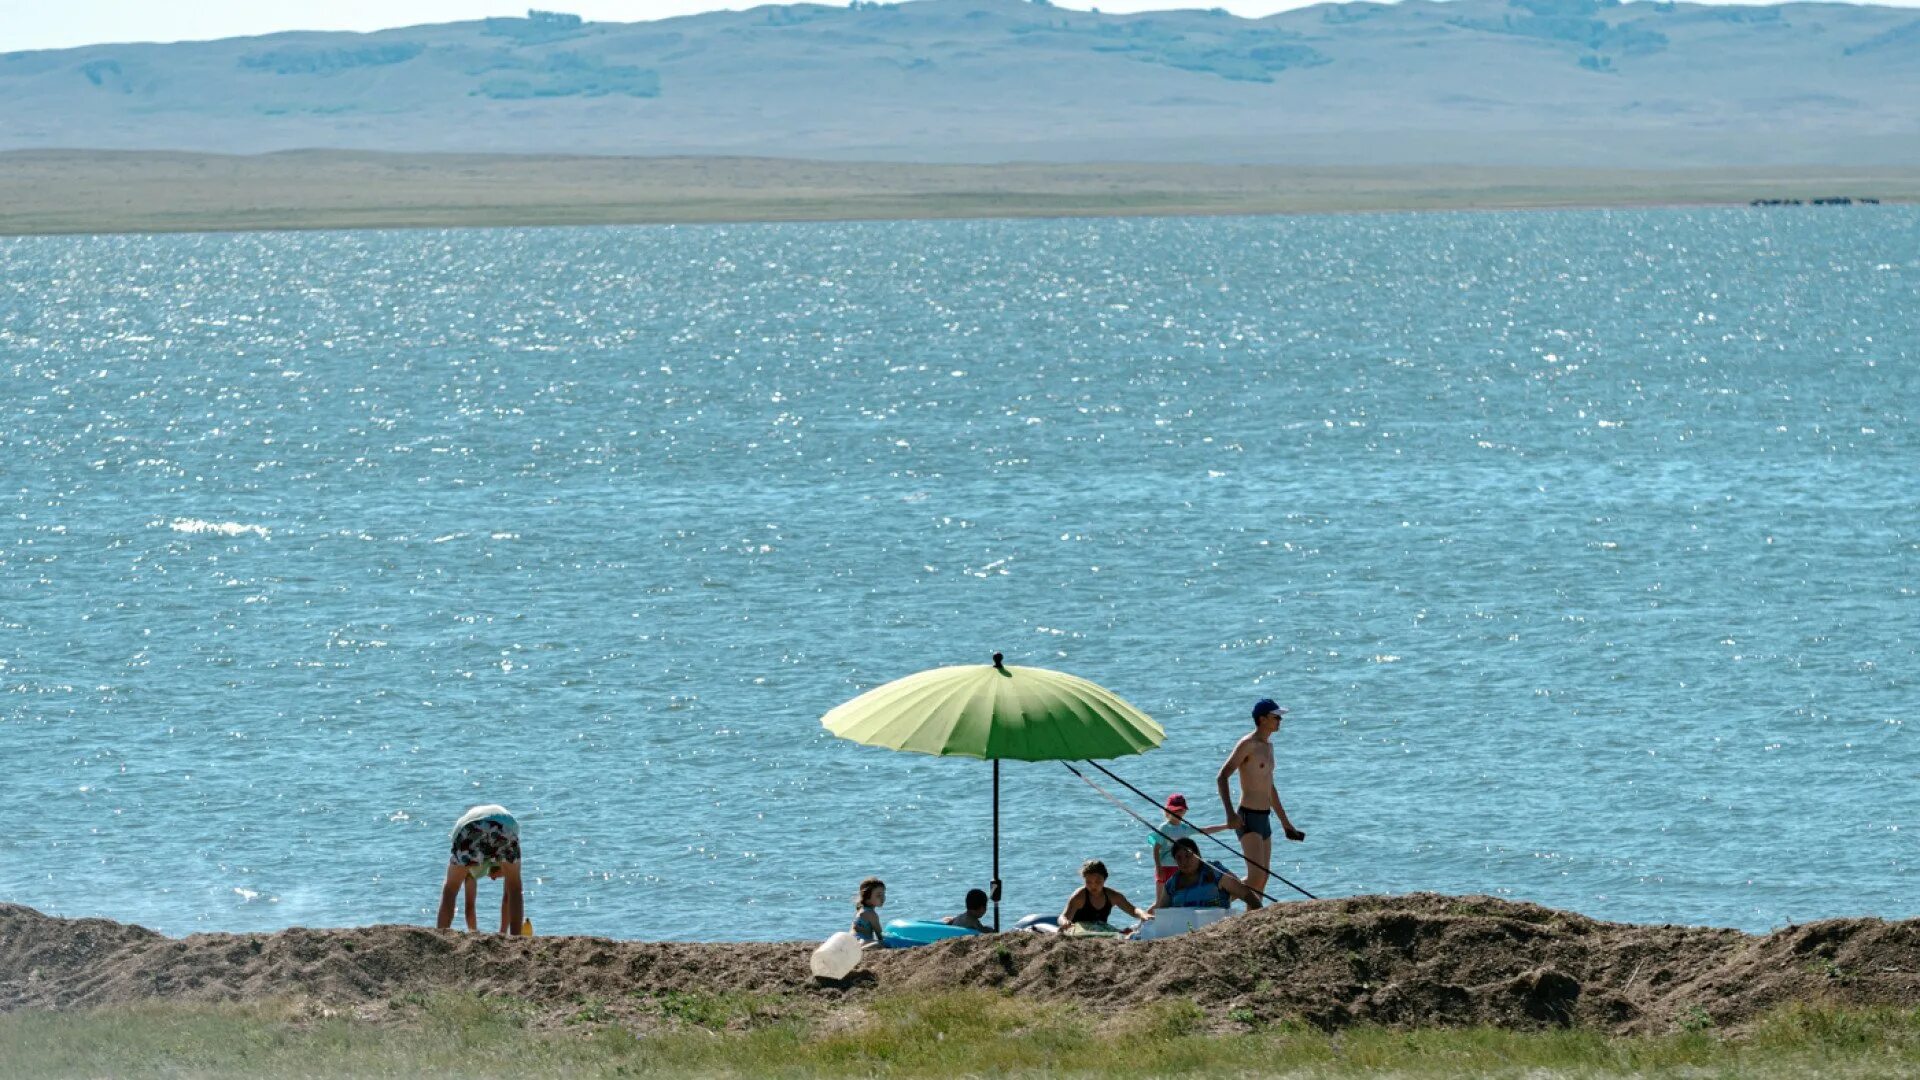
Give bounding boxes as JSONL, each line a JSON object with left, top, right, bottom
{"left": 450, "top": 815, "right": 520, "bottom": 873}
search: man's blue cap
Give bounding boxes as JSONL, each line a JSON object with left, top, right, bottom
{"left": 1252, "top": 698, "right": 1287, "bottom": 720}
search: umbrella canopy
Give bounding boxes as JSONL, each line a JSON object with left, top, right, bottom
{"left": 823, "top": 659, "right": 1164, "bottom": 761}
{"left": 822, "top": 654, "right": 1164, "bottom": 930}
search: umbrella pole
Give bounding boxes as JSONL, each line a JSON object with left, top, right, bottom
{"left": 991, "top": 759, "right": 1002, "bottom": 932}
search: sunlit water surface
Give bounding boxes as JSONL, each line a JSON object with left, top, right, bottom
{"left": 1, "top": 209, "right": 1914, "bottom": 940}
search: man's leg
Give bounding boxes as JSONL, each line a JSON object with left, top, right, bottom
{"left": 1240, "top": 829, "right": 1271, "bottom": 903}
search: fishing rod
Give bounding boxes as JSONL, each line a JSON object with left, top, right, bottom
{"left": 1060, "top": 761, "right": 1284, "bottom": 907}
{"left": 1081, "top": 758, "right": 1318, "bottom": 901}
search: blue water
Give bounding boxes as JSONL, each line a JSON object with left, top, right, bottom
{"left": 1, "top": 210, "right": 1914, "bottom": 941}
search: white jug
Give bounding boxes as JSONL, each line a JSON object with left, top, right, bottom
{"left": 810, "top": 930, "right": 863, "bottom": 979}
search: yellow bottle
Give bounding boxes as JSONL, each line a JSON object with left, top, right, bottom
{"left": 519, "top": 918, "right": 533, "bottom": 937}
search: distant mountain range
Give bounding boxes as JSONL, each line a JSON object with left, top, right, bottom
{"left": 2, "top": 0, "right": 1917, "bottom": 166}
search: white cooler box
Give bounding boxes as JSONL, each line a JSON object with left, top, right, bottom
{"left": 1132, "top": 906, "right": 1230, "bottom": 941}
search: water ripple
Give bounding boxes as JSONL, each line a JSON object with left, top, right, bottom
{"left": 0, "top": 210, "right": 1914, "bottom": 939}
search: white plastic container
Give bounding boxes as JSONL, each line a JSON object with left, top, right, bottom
{"left": 810, "top": 930, "right": 863, "bottom": 979}
{"left": 1131, "top": 907, "right": 1230, "bottom": 942}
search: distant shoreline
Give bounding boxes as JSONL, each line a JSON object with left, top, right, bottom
{"left": 2, "top": 150, "right": 1916, "bottom": 236}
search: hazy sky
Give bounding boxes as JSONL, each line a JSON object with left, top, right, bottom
{"left": 3, "top": 0, "right": 1916, "bottom": 51}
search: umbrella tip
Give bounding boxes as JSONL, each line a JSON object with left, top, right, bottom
{"left": 992, "top": 652, "right": 1006, "bottom": 672}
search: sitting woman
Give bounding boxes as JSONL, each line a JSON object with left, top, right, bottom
{"left": 1156, "top": 837, "right": 1261, "bottom": 911}
{"left": 1060, "top": 859, "right": 1150, "bottom": 933}
{"left": 436, "top": 804, "right": 525, "bottom": 933}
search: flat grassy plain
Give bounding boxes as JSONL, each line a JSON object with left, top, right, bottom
{"left": 7, "top": 991, "right": 1920, "bottom": 1079}
{"left": 2, "top": 150, "right": 1916, "bottom": 235}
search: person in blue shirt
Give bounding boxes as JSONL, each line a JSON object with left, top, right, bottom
{"left": 1155, "top": 837, "right": 1261, "bottom": 911}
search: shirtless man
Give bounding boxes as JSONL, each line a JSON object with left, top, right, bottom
{"left": 1216, "top": 698, "right": 1305, "bottom": 903}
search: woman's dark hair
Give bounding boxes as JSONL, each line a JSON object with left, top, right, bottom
{"left": 965, "top": 888, "right": 989, "bottom": 910}
{"left": 857, "top": 877, "right": 885, "bottom": 907}
{"left": 1171, "top": 837, "right": 1201, "bottom": 857}
{"left": 1080, "top": 859, "right": 1109, "bottom": 879}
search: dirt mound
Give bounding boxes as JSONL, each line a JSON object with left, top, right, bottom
{"left": 888, "top": 894, "right": 1920, "bottom": 1033}
{"left": 8, "top": 896, "right": 1920, "bottom": 1033}
{"left": 0, "top": 904, "right": 829, "bottom": 1015}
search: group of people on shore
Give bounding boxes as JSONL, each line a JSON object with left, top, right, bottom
{"left": 855, "top": 698, "right": 1304, "bottom": 945}
{"left": 435, "top": 697, "right": 1302, "bottom": 943}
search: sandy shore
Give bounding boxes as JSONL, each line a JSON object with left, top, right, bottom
{"left": 1, "top": 151, "right": 1915, "bottom": 235}
{"left": 6, "top": 894, "right": 1919, "bottom": 1034}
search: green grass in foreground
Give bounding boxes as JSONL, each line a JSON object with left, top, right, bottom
{"left": 6, "top": 991, "right": 1920, "bottom": 1078}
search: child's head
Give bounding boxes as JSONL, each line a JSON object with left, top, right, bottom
{"left": 1080, "top": 859, "right": 1109, "bottom": 888}
{"left": 1163, "top": 792, "right": 1187, "bottom": 820}
{"left": 964, "top": 888, "right": 988, "bottom": 915}
{"left": 857, "top": 877, "right": 886, "bottom": 909}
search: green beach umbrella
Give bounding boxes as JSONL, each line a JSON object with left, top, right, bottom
{"left": 822, "top": 653, "right": 1165, "bottom": 929}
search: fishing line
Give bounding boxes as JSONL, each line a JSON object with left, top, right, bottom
{"left": 1060, "top": 761, "right": 1282, "bottom": 907}
{"left": 1081, "top": 758, "right": 1317, "bottom": 901}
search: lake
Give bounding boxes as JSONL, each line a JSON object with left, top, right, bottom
{"left": 1, "top": 209, "right": 1914, "bottom": 940}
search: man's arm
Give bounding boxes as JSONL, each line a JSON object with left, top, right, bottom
{"left": 1270, "top": 779, "right": 1305, "bottom": 842}
{"left": 1221, "top": 871, "right": 1263, "bottom": 910}
{"left": 435, "top": 863, "right": 464, "bottom": 930}
{"left": 1216, "top": 739, "right": 1248, "bottom": 831}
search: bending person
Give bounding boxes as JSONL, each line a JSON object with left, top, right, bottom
{"left": 1156, "top": 837, "right": 1261, "bottom": 911}
{"left": 1216, "top": 698, "right": 1304, "bottom": 904}
{"left": 1060, "top": 859, "right": 1150, "bottom": 931}
{"left": 436, "top": 804, "right": 525, "bottom": 933}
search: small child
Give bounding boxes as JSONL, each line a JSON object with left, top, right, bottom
{"left": 1151, "top": 793, "right": 1231, "bottom": 894}
{"left": 943, "top": 888, "right": 991, "bottom": 931}
{"left": 852, "top": 877, "right": 887, "bottom": 949}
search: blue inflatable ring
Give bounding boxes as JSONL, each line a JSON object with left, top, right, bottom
{"left": 883, "top": 918, "right": 982, "bottom": 947}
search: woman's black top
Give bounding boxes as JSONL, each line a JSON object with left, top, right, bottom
{"left": 1072, "top": 888, "right": 1115, "bottom": 925}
